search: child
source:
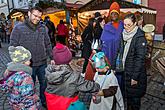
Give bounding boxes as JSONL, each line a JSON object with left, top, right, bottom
{"left": 89, "top": 52, "right": 124, "bottom": 110}
{"left": 44, "top": 43, "right": 100, "bottom": 110}
{"left": 0, "top": 46, "right": 40, "bottom": 110}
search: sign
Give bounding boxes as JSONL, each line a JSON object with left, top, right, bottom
{"left": 133, "top": 0, "right": 141, "bottom": 4}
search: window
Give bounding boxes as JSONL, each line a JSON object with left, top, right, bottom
{"left": 1, "top": 0, "right": 4, "bottom": 3}
{"left": 18, "top": 0, "right": 23, "bottom": 5}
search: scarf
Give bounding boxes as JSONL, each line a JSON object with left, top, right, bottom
{"left": 122, "top": 26, "right": 138, "bottom": 68}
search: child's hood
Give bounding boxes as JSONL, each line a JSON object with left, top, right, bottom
{"left": 7, "top": 62, "right": 32, "bottom": 75}
{"left": 45, "top": 64, "right": 72, "bottom": 84}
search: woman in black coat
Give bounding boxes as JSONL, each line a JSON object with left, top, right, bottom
{"left": 81, "top": 18, "right": 96, "bottom": 73}
{"left": 114, "top": 14, "right": 147, "bottom": 110}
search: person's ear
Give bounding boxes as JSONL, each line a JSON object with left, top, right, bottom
{"left": 28, "top": 11, "right": 31, "bottom": 17}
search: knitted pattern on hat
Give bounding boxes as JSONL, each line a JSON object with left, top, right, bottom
{"left": 9, "top": 46, "right": 31, "bottom": 63}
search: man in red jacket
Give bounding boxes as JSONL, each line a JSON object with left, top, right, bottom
{"left": 57, "top": 20, "right": 68, "bottom": 45}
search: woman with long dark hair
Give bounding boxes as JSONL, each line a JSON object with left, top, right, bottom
{"left": 81, "top": 18, "right": 96, "bottom": 74}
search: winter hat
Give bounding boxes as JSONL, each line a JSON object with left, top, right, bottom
{"left": 109, "top": 2, "right": 120, "bottom": 16}
{"left": 92, "top": 52, "right": 106, "bottom": 69}
{"left": 53, "top": 43, "right": 72, "bottom": 65}
{"left": 8, "top": 46, "right": 31, "bottom": 63}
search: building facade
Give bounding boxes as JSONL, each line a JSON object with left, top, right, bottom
{"left": 13, "top": 0, "right": 29, "bottom": 9}
{"left": 0, "top": 0, "right": 40, "bottom": 18}
{"left": 148, "top": 0, "right": 165, "bottom": 34}
{"left": 0, "top": 0, "right": 9, "bottom": 17}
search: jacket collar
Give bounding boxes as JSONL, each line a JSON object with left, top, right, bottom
{"left": 25, "top": 18, "right": 39, "bottom": 31}
{"left": 131, "top": 27, "right": 145, "bottom": 40}
{"left": 104, "top": 20, "right": 123, "bottom": 33}
{"left": 7, "top": 62, "right": 32, "bottom": 75}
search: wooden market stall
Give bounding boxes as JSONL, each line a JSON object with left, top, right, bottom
{"left": 78, "top": 0, "right": 156, "bottom": 33}
{"left": 35, "top": 1, "right": 82, "bottom": 27}
{"left": 9, "top": 8, "right": 28, "bottom": 22}
{"left": 77, "top": 0, "right": 157, "bottom": 68}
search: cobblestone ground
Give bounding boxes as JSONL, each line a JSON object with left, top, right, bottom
{"left": 0, "top": 43, "right": 165, "bottom": 110}
{"left": 0, "top": 43, "right": 11, "bottom": 110}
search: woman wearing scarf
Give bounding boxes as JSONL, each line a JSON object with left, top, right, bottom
{"left": 114, "top": 13, "right": 147, "bottom": 110}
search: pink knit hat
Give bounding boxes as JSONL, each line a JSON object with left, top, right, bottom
{"left": 53, "top": 43, "right": 72, "bottom": 65}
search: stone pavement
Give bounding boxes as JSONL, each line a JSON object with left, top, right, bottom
{"left": 71, "top": 59, "right": 165, "bottom": 110}
{"left": 0, "top": 43, "right": 165, "bottom": 110}
{"left": 0, "top": 43, "right": 11, "bottom": 110}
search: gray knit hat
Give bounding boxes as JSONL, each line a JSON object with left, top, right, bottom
{"left": 8, "top": 46, "right": 31, "bottom": 63}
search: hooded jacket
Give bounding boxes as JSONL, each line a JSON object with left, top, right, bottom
{"left": 0, "top": 62, "right": 40, "bottom": 110}
{"left": 45, "top": 64, "right": 100, "bottom": 110}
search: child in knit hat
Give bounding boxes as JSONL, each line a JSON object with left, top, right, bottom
{"left": 89, "top": 51, "right": 124, "bottom": 110}
{"left": 44, "top": 42, "right": 100, "bottom": 110}
{"left": 0, "top": 46, "right": 41, "bottom": 110}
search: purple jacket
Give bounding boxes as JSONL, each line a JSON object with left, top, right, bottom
{"left": 101, "top": 21, "right": 124, "bottom": 64}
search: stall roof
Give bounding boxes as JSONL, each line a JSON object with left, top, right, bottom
{"left": 9, "top": 2, "right": 83, "bottom": 16}
{"left": 78, "top": 0, "right": 156, "bottom": 14}
{"left": 66, "top": 3, "right": 83, "bottom": 10}
{"left": 9, "top": 8, "right": 28, "bottom": 16}
{"left": 35, "top": 1, "right": 83, "bottom": 11}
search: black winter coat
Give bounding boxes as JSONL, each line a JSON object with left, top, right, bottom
{"left": 117, "top": 28, "right": 147, "bottom": 98}
{"left": 81, "top": 26, "right": 94, "bottom": 59}
{"left": 94, "top": 23, "right": 103, "bottom": 40}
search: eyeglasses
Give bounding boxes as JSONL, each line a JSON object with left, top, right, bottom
{"left": 124, "top": 23, "right": 134, "bottom": 28}
{"left": 31, "top": 13, "right": 42, "bottom": 19}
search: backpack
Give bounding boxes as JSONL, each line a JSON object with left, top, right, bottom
{"left": 67, "top": 100, "right": 87, "bottom": 110}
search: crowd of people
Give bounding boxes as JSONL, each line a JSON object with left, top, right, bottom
{"left": 80, "top": 2, "right": 147, "bottom": 110}
{"left": 0, "top": 2, "right": 149, "bottom": 110}
{"left": 0, "top": 15, "right": 14, "bottom": 47}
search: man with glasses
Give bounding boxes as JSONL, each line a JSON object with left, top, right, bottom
{"left": 10, "top": 6, "right": 55, "bottom": 108}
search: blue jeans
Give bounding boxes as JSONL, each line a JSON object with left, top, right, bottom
{"left": 32, "top": 64, "right": 47, "bottom": 105}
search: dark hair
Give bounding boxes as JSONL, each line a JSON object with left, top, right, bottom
{"left": 94, "top": 12, "right": 101, "bottom": 18}
{"left": 45, "top": 16, "right": 50, "bottom": 19}
{"left": 97, "top": 17, "right": 104, "bottom": 23}
{"left": 136, "top": 14, "right": 143, "bottom": 21}
{"left": 29, "top": 6, "right": 43, "bottom": 13}
{"left": 7, "top": 15, "right": 11, "bottom": 20}
{"left": 124, "top": 13, "right": 136, "bottom": 23}
{"left": 88, "top": 18, "right": 96, "bottom": 27}
{"left": 60, "top": 20, "right": 64, "bottom": 24}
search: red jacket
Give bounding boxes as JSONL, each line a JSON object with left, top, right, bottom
{"left": 57, "top": 24, "right": 68, "bottom": 36}
{"left": 45, "top": 92, "right": 78, "bottom": 110}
